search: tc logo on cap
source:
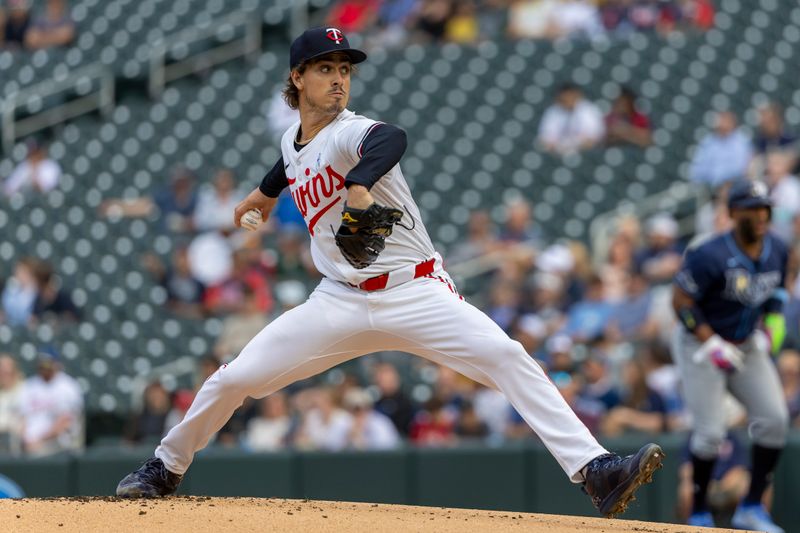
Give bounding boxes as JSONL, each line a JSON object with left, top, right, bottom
{"left": 326, "top": 28, "right": 344, "bottom": 44}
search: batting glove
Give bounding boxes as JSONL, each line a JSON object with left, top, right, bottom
{"left": 694, "top": 334, "right": 745, "bottom": 373}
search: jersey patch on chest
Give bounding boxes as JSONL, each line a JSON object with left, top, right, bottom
{"left": 723, "top": 268, "right": 780, "bottom": 307}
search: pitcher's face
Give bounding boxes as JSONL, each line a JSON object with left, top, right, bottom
{"left": 295, "top": 54, "right": 352, "bottom": 115}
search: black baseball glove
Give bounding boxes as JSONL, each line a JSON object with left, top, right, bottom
{"left": 334, "top": 202, "right": 404, "bottom": 269}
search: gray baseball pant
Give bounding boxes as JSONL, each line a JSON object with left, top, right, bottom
{"left": 672, "top": 327, "right": 789, "bottom": 459}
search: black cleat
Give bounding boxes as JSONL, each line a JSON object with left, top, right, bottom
{"left": 116, "top": 457, "right": 183, "bottom": 498}
{"left": 582, "top": 443, "right": 664, "bottom": 518}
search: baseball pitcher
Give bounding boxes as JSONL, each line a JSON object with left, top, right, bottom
{"left": 116, "top": 27, "right": 663, "bottom": 517}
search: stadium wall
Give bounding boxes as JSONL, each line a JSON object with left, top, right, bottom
{"left": 2, "top": 432, "right": 799, "bottom": 528}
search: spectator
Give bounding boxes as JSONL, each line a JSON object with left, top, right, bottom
{"left": 642, "top": 341, "right": 685, "bottom": 426}
{"left": 124, "top": 382, "right": 172, "bottom": 444}
{"left": 752, "top": 102, "right": 798, "bottom": 157}
{"left": 561, "top": 275, "right": 614, "bottom": 342}
{"left": 3, "top": 139, "right": 61, "bottom": 197}
{"left": 445, "top": 0, "right": 480, "bottom": 44}
{"left": 270, "top": 227, "right": 318, "bottom": 283}
{"left": 599, "top": 0, "right": 634, "bottom": 37}
{"left": 342, "top": 387, "right": 400, "bottom": 450}
{"left": 244, "top": 392, "right": 292, "bottom": 452}
{"left": 599, "top": 232, "right": 635, "bottom": 302}
{"left": 266, "top": 88, "right": 300, "bottom": 143}
{"left": 271, "top": 190, "right": 307, "bottom": 230}
{"left": 627, "top": 0, "right": 678, "bottom": 34}
{"left": 538, "top": 248, "right": 580, "bottom": 296}
{"left": 31, "top": 260, "right": 80, "bottom": 324}
{"left": 448, "top": 210, "right": 501, "bottom": 264}
{"left": 203, "top": 248, "right": 273, "bottom": 316}
{"left": 1, "top": 257, "right": 40, "bottom": 327}
{"left": 634, "top": 214, "right": 683, "bottom": 285}
{"left": 365, "top": 0, "right": 417, "bottom": 49}
{"left": 499, "top": 198, "right": 543, "bottom": 251}
{"left": 17, "top": 350, "right": 83, "bottom": 456}
{"left": 99, "top": 166, "right": 198, "bottom": 233}
{"left": 544, "top": 334, "right": 575, "bottom": 373}
{"left": 188, "top": 229, "right": 234, "bottom": 288}
{"left": 273, "top": 280, "right": 308, "bottom": 312}
{"left": 372, "top": 362, "right": 415, "bottom": 436}
{"left": 154, "top": 167, "right": 199, "bottom": 233}
{"left": 688, "top": 111, "right": 752, "bottom": 188}
{"left": 765, "top": 151, "right": 800, "bottom": 243}
{"left": 409, "top": 396, "right": 457, "bottom": 446}
{"left": 410, "top": 0, "right": 452, "bottom": 42}
{"left": 507, "top": 0, "right": 559, "bottom": 40}
{"left": 537, "top": 83, "right": 605, "bottom": 154}
{"left": 778, "top": 350, "right": 800, "bottom": 426}
{"left": 477, "top": 0, "right": 508, "bottom": 41}
{"left": 142, "top": 248, "right": 206, "bottom": 319}
{"left": 295, "top": 388, "right": 352, "bottom": 451}
{"left": 0, "top": 354, "right": 23, "bottom": 455}
{"left": 24, "top": 0, "right": 74, "bottom": 49}
{"left": 604, "top": 87, "right": 652, "bottom": 147}
{"left": 552, "top": 370, "right": 605, "bottom": 435}
{"left": 0, "top": 0, "right": 31, "bottom": 49}
{"left": 679, "top": 0, "right": 715, "bottom": 31}
{"left": 526, "top": 271, "right": 567, "bottom": 334}
{"left": 454, "top": 399, "right": 489, "bottom": 440}
{"left": 486, "top": 280, "right": 521, "bottom": 333}
{"left": 548, "top": 0, "right": 604, "bottom": 41}
{"left": 213, "top": 285, "right": 270, "bottom": 360}
{"left": 579, "top": 355, "right": 621, "bottom": 412}
{"left": 193, "top": 169, "right": 246, "bottom": 233}
{"left": 694, "top": 182, "right": 734, "bottom": 236}
{"left": 326, "top": 0, "right": 380, "bottom": 34}
{"left": 606, "top": 272, "right": 659, "bottom": 341}
{"left": 601, "top": 358, "right": 668, "bottom": 437}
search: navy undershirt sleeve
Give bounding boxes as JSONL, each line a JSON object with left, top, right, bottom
{"left": 345, "top": 124, "right": 407, "bottom": 190}
{"left": 259, "top": 156, "right": 289, "bottom": 198}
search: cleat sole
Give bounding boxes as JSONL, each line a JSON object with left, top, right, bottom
{"left": 601, "top": 444, "right": 664, "bottom": 518}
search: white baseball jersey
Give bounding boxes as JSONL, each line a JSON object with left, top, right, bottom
{"left": 155, "top": 111, "right": 609, "bottom": 486}
{"left": 280, "top": 109, "right": 436, "bottom": 285}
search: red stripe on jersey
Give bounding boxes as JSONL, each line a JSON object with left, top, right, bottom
{"left": 356, "top": 123, "right": 384, "bottom": 158}
{"left": 307, "top": 197, "right": 341, "bottom": 236}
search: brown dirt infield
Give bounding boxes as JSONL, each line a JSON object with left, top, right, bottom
{"left": 1, "top": 496, "right": 748, "bottom": 532}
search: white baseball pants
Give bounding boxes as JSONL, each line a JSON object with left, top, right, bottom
{"left": 155, "top": 271, "right": 608, "bottom": 481}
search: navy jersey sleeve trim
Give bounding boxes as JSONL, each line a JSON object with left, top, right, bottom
{"left": 357, "top": 122, "right": 384, "bottom": 158}
{"left": 345, "top": 124, "right": 408, "bottom": 190}
{"left": 259, "top": 157, "right": 289, "bottom": 198}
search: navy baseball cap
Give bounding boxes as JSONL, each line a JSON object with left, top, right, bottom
{"left": 727, "top": 180, "right": 772, "bottom": 209}
{"left": 289, "top": 27, "right": 367, "bottom": 70}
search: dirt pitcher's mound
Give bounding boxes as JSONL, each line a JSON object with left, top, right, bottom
{"left": 1, "top": 496, "right": 745, "bottom": 532}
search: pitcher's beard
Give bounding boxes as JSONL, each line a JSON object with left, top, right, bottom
{"left": 305, "top": 94, "right": 345, "bottom": 116}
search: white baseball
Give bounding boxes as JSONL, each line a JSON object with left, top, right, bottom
{"left": 240, "top": 209, "right": 262, "bottom": 231}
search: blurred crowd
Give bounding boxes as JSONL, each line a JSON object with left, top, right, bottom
{"left": 3, "top": 0, "right": 800, "bottom": 467}
{"left": 0, "top": 350, "right": 83, "bottom": 456}
{"left": 0, "top": 0, "right": 74, "bottom": 51}
{"left": 325, "top": 0, "right": 714, "bottom": 48}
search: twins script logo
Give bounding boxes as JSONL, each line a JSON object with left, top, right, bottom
{"left": 326, "top": 28, "right": 344, "bottom": 44}
{"left": 287, "top": 164, "right": 346, "bottom": 235}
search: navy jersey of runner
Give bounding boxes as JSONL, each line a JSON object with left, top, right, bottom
{"left": 674, "top": 231, "right": 788, "bottom": 342}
